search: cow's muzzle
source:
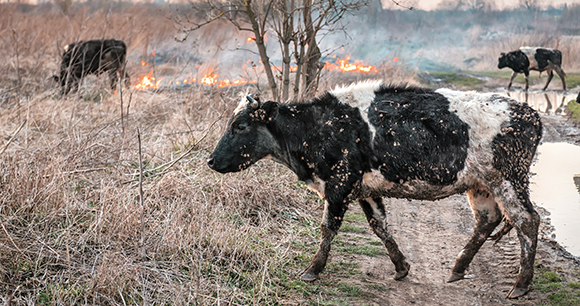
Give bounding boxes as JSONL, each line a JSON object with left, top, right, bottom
{"left": 207, "top": 154, "right": 216, "bottom": 169}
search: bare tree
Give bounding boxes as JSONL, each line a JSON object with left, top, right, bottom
{"left": 520, "top": 0, "right": 542, "bottom": 10}
{"left": 177, "top": 0, "right": 369, "bottom": 100}
{"left": 271, "top": 0, "right": 296, "bottom": 101}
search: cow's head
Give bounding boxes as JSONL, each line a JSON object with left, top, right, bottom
{"left": 208, "top": 95, "right": 280, "bottom": 173}
{"left": 498, "top": 52, "right": 508, "bottom": 69}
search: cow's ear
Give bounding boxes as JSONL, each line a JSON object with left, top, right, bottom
{"left": 261, "top": 101, "right": 279, "bottom": 122}
{"left": 500, "top": 52, "right": 505, "bottom": 56}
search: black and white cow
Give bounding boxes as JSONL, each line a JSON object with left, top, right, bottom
{"left": 54, "top": 39, "right": 130, "bottom": 94}
{"left": 498, "top": 47, "right": 566, "bottom": 91}
{"left": 208, "top": 81, "right": 543, "bottom": 299}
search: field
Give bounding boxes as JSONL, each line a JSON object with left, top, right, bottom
{"left": 1, "top": 2, "right": 580, "bottom": 305}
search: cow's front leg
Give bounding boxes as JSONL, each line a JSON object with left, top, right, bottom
{"left": 448, "top": 188, "right": 502, "bottom": 283}
{"left": 109, "top": 71, "right": 119, "bottom": 90}
{"left": 301, "top": 199, "right": 347, "bottom": 282}
{"left": 359, "top": 197, "right": 410, "bottom": 280}
{"left": 507, "top": 71, "right": 518, "bottom": 90}
{"left": 524, "top": 71, "right": 530, "bottom": 91}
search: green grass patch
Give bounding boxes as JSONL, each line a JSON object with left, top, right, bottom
{"left": 534, "top": 268, "right": 580, "bottom": 305}
{"left": 336, "top": 282, "right": 373, "bottom": 298}
{"left": 427, "top": 72, "right": 484, "bottom": 88}
{"left": 344, "top": 211, "right": 367, "bottom": 223}
{"left": 566, "top": 100, "right": 580, "bottom": 122}
{"left": 565, "top": 73, "right": 580, "bottom": 90}
{"left": 326, "top": 260, "right": 362, "bottom": 276}
{"left": 334, "top": 241, "right": 386, "bottom": 257}
{"left": 341, "top": 222, "right": 366, "bottom": 234}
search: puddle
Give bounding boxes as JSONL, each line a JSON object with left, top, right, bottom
{"left": 530, "top": 142, "right": 580, "bottom": 256}
{"left": 502, "top": 91, "right": 577, "bottom": 115}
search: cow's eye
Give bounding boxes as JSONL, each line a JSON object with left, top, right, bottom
{"left": 233, "top": 123, "right": 249, "bottom": 133}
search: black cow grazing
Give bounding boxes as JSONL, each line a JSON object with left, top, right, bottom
{"left": 54, "top": 39, "right": 130, "bottom": 94}
{"left": 208, "top": 81, "right": 542, "bottom": 299}
{"left": 498, "top": 47, "right": 566, "bottom": 91}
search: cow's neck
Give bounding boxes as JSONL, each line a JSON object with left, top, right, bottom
{"left": 268, "top": 99, "right": 365, "bottom": 183}
{"left": 268, "top": 102, "right": 333, "bottom": 182}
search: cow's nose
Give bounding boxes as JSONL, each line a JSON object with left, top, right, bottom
{"left": 207, "top": 155, "right": 215, "bottom": 169}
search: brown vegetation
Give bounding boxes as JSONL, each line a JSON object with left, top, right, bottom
{"left": 1, "top": 2, "right": 578, "bottom": 304}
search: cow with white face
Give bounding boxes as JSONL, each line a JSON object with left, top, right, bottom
{"left": 498, "top": 47, "right": 566, "bottom": 91}
{"left": 208, "top": 81, "right": 543, "bottom": 299}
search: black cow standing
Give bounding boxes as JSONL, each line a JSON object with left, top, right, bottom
{"left": 54, "top": 39, "right": 130, "bottom": 94}
{"left": 498, "top": 47, "right": 566, "bottom": 91}
{"left": 208, "top": 81, "right": 543, "bottom": 299}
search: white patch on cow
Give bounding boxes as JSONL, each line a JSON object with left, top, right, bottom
{"left": 234, "top": 96, "right": 250, "bottom": 115}
{"left": 466, "top": 188, "right": 500, "bottom": 223}
{"left": 321, "top": 200, "right": 331, "bottom": 227}
{"left": 362, "top": 169, "right": 394, "bottom": 191}
{"left": 456, "top": 249, "right": 465, "bottom": 259}
{"left": 366, "top": 198, "right": 386, "bottom": 226}
{"left": 519, "top": 46, "right": 550, "bottom": 71}
{"left": 436, "top": 89, "right": 512, "bottom": 184}
{"left": 64, "top": 44, "right": 70, "bottom": 52}
{"left": 306, "top": 176, "right": 326, "bottom": 199}
{"left": 330, "top": 80, "right": 383, "bottom": 141}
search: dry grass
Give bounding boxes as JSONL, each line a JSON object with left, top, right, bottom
{"left": 0, "top": 4, "right": 414, "bottom": 303}
{"left": 0, "top": 85, "right": 328, "bottom": 304}
{"left": 6, "top": 2, "right": 576, "bottom": 304}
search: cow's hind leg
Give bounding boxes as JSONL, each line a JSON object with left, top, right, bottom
{"left": 301, "top": 200, "right": 347, "bottom": 282}
{"left": 542, "top": 69, "right": 554, "bottom": 91}
{"left": 555, "top": 67, "right": 566, "bottom": 91}
{"left": 492, "top": 180, "right": 540, "bottom": 298}
{"left": 448, "top": 187, "right": 502, "bottom": 283}
{"left": 359, "top": 197, "right": 410, "bottom": 280}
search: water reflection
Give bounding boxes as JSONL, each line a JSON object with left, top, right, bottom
{"left": 530, "top": 142, "right": 580, "bottom": 256}
{"left": 503, "top": 91, "right": 576, "bottom": 115}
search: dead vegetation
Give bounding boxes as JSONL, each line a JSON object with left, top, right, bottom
{"left": 1, "top": 2, "right": 578, "bottom": 305}
{"left": 0, "top": 84, "right": 328, "bottom": 304}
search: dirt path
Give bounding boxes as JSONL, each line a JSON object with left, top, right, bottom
{"left": 321, "top": 113, "right": 580, "bottom": 305}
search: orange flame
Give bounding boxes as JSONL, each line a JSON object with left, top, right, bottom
{"left": 200, "top": 68, "right": 219, "bottom": 86}
{"left": 134, "top": 70, "right": 163, "bottom": 90}
{"left": 324, "top": 55, "right": 378, "bottom": 73}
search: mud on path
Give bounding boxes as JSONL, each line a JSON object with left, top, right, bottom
{"left": 307, "top": 113, "right": 580, "bottom": 305}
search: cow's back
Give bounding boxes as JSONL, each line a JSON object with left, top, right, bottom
{"left": 62, "top": 40, "right": 126, "bottom": 74}
{"left": 367, "top": 86, "right": 470, "bottom": 186}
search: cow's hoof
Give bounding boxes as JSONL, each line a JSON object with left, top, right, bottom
{"left": 506, "top": 287, "right": 529, "bottom": 299}
{"left": 301, "top": 272, "right": 318, "bottom": 282}
{"left": 447, "top": 272, "right": 465, "bottom": 283}
{"left": 394, "top": 262, "right": 410, "bottom": 280}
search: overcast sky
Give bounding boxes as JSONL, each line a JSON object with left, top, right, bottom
{"left": 381, "top": 0, "right": 580, "bottom": 10}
